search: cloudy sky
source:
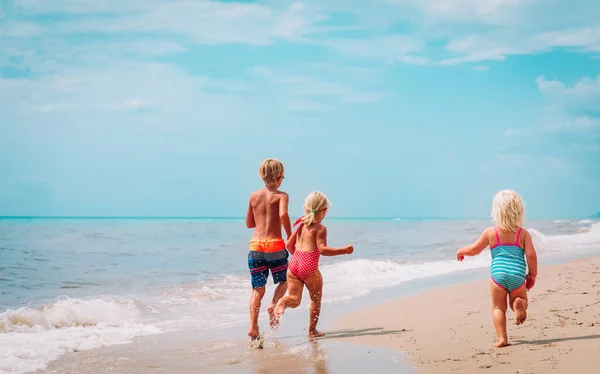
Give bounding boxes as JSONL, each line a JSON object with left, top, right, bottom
{"left": 1, "top": 0, "right": 599, "bottom": 219}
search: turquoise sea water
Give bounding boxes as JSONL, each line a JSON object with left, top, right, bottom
{"left": 1, "top": 217, "right": 599, "bottom": 373}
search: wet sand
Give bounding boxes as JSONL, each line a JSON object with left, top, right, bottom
{"left": 333, "top": 256, "right": 600, "bottom": 373}
{"left": 39, "top": 320, "right": 411, "bottom": 374}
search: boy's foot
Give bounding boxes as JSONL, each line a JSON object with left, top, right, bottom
{"left": 514, "top": 298, "right": 527, "bottom": 325}
{"left": 248, "top": 325, "right": 260, "bottom": 341}
{"left": 309, "top": 330, "right": 325, "bottom": 339}
{"left": 249, "top": 333, "right": 264, "bottom": 349}
{"left": 494, "top": 340, "right": 510, "bottom": 348}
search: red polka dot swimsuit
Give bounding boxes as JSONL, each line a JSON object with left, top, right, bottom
{"left": 288, "top": 219, "right": 321, "bottom": 282}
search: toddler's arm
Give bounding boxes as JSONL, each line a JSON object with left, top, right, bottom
{"left": 523, "top": 230, "right": 538, "bottom": 289}
{"left": 245, "top": 198, "right": 255, "bottom": 229}
{"left": 456, "top": 228, "right": 490, "bottom": 261}
{"left": 279, "top": 193, "right": 292, "bottom": 239}
{"left": 316, "top": 226, "right": 353, "bottom": 256}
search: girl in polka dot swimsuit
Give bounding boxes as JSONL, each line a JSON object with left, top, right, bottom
{"left": 274, "top": 191, "right": 354, "bottom": 339}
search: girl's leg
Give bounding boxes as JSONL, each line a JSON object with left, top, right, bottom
{"left": 273, "top": 270, "right": 304, "bottom": 318}
{"left": 304, "top": 269, "right": 324, "bottom": 338}
{"left": 509, "top": 284, "right": 529, "bottom": 325}
{"left": 489, "top": 279, "right": 509, "bottom": 347}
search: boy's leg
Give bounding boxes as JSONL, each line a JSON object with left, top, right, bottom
{"left": 274, "top": 270, "right": 304, "bottom": 317}
{"left": 305, "top": 269, "right": 324, "bottom": 338}
{"left": 248, "top": 252, "right": 269, "bottom": 340}
{"left": 489, "top": 279, "right": 509, "bottom": 347}
{"left": 509, "top": 284, "right": 528, "bottom": 325}
{"left": 249, "top": 286, "right": 266, "bottom": 340}
{"left": 267, "top": 250, "right": 289, "bottom": 326}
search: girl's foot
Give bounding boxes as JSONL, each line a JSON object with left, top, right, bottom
{"left": 494, "top": 340, "right": 510, "bottom": 348}
{"left": 514, "top": 298, "right": 527, "bottom": 325}
{"left": 273, "top": 303, "right": 285, "bottom": 319}
{"left": 267, "top": 305, "right": 279, "bottom": 329}
{"left": 309, "top": 330, "right": 325, "bottom": 339}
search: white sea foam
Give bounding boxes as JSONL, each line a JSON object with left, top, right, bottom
{"left": 530, "top": 222, "right": 600, "bottom": 253}
{"left": 0, "top": 297, "right": 162, "bottom": 374}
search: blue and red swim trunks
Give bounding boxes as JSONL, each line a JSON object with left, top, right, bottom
{"left": 248, "top": 238, "right": 289, "bottom": 289}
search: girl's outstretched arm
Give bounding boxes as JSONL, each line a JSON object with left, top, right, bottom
{"left": 523, "top": 230, "right": 538, "bottom": 289}
{"left": 316, "top": 226, "right": 353, "bottom": 256}
{"left": 456, "top": 228, "right": 490, "bottom": 261}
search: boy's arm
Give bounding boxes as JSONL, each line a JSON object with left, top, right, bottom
{"left": 316, "top": 226, "right": 353, "bottom": 256}
{"left": 524, "top": 230, "right": 538, "bottom": 289}
{"left": 286, "top": 230, "right": 297, "bottom": 254}
{"left": 456, "top": 228, "right": 490, "bottom": 261}
{"left": 279, "top": 193, "right": 292, "bottom": 239}
{"left": 245, "top": 198, "right": 255, "bottom": 229}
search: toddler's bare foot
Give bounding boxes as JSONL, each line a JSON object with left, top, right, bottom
{"left": 309, "top": 330, "right": 325, "bottom": 339}
{"left": 514, "top": 298, "right": 527, "bottom": 325}
{"left": 494, "top": 340, "right": 510, "bottom": 348}
{"left": 273, "top": 303, "right": 285, "bottom": 319}
{"left": 267, "top": 305, "right": 279, "bottom": 330}
{"left": 248, "top": 325, "right": 260, "bottom": 341}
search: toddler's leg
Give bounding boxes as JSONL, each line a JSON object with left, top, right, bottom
{"left": 268, "top": 281, "right": 287, "bottom": 328}
{"left": 274, "top": 270, "right": 304, "bottom": 318}
{"left": 489, "top": 279, "right": 509, "bottom": 347}
{"left": 305, "top": 269, "right": 324, "bottom": 339}
{"left": 509, "top": 284, "right": 528, "bottom": 325}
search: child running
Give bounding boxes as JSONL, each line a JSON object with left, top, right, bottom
{"left": 246, "top": 158, "right": 293, "bottom": 341}
{"left": 274, "top": 191, "right": 354, "bottom": 338}
{"left": 456, "top": 190, "right": 538, "bottom": 347}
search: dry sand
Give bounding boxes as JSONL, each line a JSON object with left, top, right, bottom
{"left": 334, "top": 256, "right": 600, "bottom": 373}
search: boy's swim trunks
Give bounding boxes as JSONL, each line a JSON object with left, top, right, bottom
{"left": 248, "top": 239, "right": 288, "bottom": 288}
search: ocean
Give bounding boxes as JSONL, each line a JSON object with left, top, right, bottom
{"left": 1, "top": 218, "right": 599, "bottom": 373}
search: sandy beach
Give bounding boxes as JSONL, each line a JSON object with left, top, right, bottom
{"left": 334, "top": 256, "right": 600, "bottom": 373}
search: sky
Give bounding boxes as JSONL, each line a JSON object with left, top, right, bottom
{"left": 1, "top": 0, "right": 599, "bottom": 219}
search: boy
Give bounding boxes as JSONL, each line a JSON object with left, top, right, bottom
{"left": 246, "top": 158, "right": 292, "bottom": 341}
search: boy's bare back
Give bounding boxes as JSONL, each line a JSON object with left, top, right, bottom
{"left": 248, "top": 188, "right": 291, "bottom": 240}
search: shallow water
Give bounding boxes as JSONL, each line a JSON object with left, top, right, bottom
{"left": 1, "top": 217, "right": 599, "bottom": 373}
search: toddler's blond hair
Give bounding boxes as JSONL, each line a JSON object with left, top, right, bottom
{"left": 303, "top": 191, "right": 330, "bottom": 226}
{"left": 258, "top": 158, "right": 284, "bottom": 186}
{"left": 491, "top": 190, "right": 524, "bottom": 232}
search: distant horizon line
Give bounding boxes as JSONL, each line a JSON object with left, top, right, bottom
{"left": 0, "top": 215, "right": 595, "bottom": 221}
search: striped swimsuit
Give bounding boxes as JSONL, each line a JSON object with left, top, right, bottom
{"left": 490, "top": 227, "right": 527, "bottom": 292}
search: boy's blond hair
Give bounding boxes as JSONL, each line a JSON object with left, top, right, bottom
{"left": 491, "top": 190, "right": 524, "bottom": 232}
{"left": 258, "top": 158, "right": 284, "bottom": 186}
{"left": 303, "top": 191, "right": 330, "bottom": 226}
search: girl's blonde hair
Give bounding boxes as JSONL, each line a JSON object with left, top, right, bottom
{"left": 303, "top": 191, "right": 330, "bottom": 226}
{"left": 491, "top": 189, "right": 524, "bottom": 232}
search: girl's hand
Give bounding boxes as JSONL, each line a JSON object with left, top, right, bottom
{"left": 456, "top": 250, "right": 465, "bottom": 262}
{"left": 344, "top": 245, "right": 354, "bottom": 255}
{"left": 526, "top": 274, "right": 536, "bottom": 290}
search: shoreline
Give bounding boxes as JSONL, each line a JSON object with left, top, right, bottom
{"left": 332, "top": 256, "right": 600, "bottom": 373}
{"left": 35, "top": 251, "right": 600, "bottom": 374}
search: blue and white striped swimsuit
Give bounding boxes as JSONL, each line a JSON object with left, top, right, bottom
{"left": 490, "top": 227, "right": 527, "bottom": 292}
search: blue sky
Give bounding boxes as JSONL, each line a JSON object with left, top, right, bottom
{"left": 1, "top": 0, "right": 599, "bottom": 219}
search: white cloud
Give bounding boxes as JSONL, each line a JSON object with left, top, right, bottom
{"left": 9, "top": 1, "right": 326, "bottom": 46}
{"left": 537, "top": 75, "right": 600, "bottom": 117}
{"left": 250, "top": 66, "right": 390, "bottom": 108}
{"left": 329, "top": 35, "right": 423, "bottom": 62}
{"left": 385, "top": 0, "right": 524, "bottom": 24}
